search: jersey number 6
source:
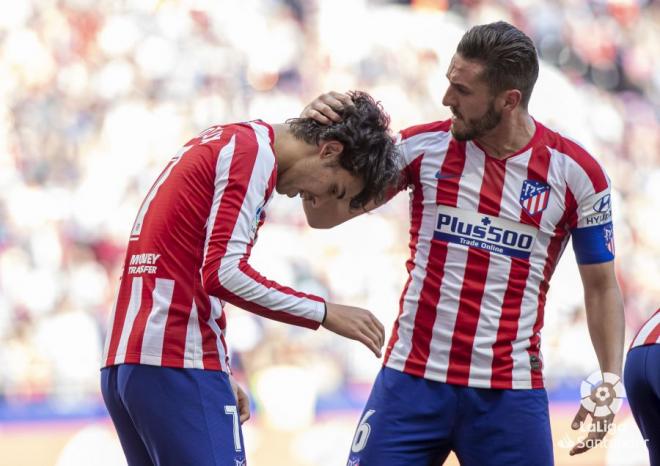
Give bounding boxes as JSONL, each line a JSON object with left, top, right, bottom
{"left": 351, "top": 409, "right": 376, "bottom": 453}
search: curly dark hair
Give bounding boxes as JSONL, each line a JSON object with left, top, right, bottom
{"left": 286, "top": 91, "right": 399, "bottom": 210}
{"left": 457, "top": 21, "right": 539, "bottom": 108}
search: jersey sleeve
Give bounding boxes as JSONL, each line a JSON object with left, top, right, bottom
{"left": 395, "top": 131, "right": 420, "bottom": 190}
{"left": 201, "top": 124, "right": 326, "bottom": 329}
{"left": 566, "top": 153, "right": 615, "bottom": 265}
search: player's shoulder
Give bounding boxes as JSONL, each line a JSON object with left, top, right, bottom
{"left": 538, "top": 121, "right": 609, "bottom": 190}
{"left": 187, "top": 120, "right": 274, "bottom": 148}
{"left": 540, "top": 123, "right": 600, "bottom": 169}
{"left": 399, "top": 119, "right": 452, "bottom": 142}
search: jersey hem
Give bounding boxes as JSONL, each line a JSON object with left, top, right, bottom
{"left": 385, "top": 361, "right": 545, "bottom": 390}
{"left": 102, "top": 353, "right": 224, "bottom": 371}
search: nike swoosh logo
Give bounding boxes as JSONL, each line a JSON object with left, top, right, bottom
{"left": 435, "top": 171, "right": 462, "bottom": 180}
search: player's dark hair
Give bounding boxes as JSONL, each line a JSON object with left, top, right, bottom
{"left": 457, "top": 21, "right": 539, "bottom": 108}
{"left": 286, "top": 91, "right": 399, "bottom": 210}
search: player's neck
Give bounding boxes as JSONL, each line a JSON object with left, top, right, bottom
{"left": 474, "top": 113, "right": 536, "bottom": 159}
{"left": 271, "top": 123, "right": 316, "bottom": 174}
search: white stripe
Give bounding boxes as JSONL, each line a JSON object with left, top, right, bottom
{"left": 632, "top": 313, "right": 660, "bottom": 348}
{"left": 207, "top": 296, "right": 229, "bottom": 372}
{"left": 114, "top": 277, "right": 143, "bottom": 363}
{"left": 183, "top": 300, "right": 204, "bottom": 369}
{"left": 385, "top": 131, "right": 451, "bottom": 372}
{"left": 202, "top": 135, "right": 237, "bottom": 267}
{"left": 425, "top": 141, "right": 484, "bottom": 382}
{"left": 140, "top": 278, "right": 175, "bottom": 365}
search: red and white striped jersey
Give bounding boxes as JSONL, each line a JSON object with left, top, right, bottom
{"left": 383, "top": 119, "right": 614, "bottom": 389}
{"left": 630, "top": 309, "right": 660, "bottom": 349}
{"left": 102, "top": 121, "right": 325, "bottom": 371}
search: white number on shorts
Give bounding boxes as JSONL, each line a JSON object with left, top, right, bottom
{"left": 351, "top": 409, "right": 376, "bottom": 453}
{"left": 224, "top": 405, "right": 242, "bottom": 452}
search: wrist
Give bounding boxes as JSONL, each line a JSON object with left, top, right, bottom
{"left": 322, "top": 302, "right": 328, "bottom": 325}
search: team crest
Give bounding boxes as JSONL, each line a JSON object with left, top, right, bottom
{"left": 519, "top": 180, "right": 550, "bottom": 216}
{"left": 347, "top": 457, "right": 360, "bottom": 466}
{"left": 234, "top": 458, "right": 246, "bottom": 466}
{"left": 604, "top": 223, "right": 615, "bottom": 255}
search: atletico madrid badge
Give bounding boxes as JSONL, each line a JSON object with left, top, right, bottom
{"left": 519, "top": 179, "right": 551, "bottom": 216}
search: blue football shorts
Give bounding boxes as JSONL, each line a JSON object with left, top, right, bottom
{"left": 624, "top": 344, "right": 660, "bottom": 466}
{"left": 346, "top": 366, "right": 553, "bottom": 466}
{"left": 101, "top": 364, "right": 246, "bottom": 466}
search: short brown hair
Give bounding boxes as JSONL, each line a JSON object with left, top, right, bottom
{"left": 457, "top": 21, "right": 539, "bottom": 108}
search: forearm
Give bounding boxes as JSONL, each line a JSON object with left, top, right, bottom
{"left": 584, "top": 285, "right": 625, "bottom": 375}
{"left": 204, "top": 260, "right": 326, "bottom": 329}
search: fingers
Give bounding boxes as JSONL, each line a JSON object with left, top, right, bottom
{"left": 371, "top": 313, "right": 386, "bottom": 349}
{"left": 238, "top": 388, "right": 251, "bottom": 424}
{"left": 570, "top": 431, "right": 606, "bottom": 456}
{"left": 310, "top": 101, "right": 342, "bottom": 123}
{"left": 569, "top": 414, "right": 615, "bottom": 455}
{"left": 356, "top": 330, "right": 382, "bottom": 358}
{"left": 301, "top": 92, "right": 352, "bottom": 123}
{"left": 302, "top": 107, "right": 333, "bottom": 124}
{"left": 571, "top": 405, "right": 589, "bottom": 430}
{"left": 354, "top": 310, "right": 384, "bottom": 358}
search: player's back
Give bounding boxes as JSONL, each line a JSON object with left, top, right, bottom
{"left": 103, "top": 122, "right": 275, "bottom": 372}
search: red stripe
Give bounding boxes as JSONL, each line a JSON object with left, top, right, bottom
{"left": 124, "top": 276, "right": 155, "bottom": 362}
{"left": 526, "top": 176, "right": 573, "bottom": 387}
{"left": 384, "top": 154, "right": 425, "bottom": 364}
{"left": 399, "top": 120, "right": 451, "bottom": 141}
{"left": 160, "top": 281, "right": 193, "bottom": 366}
{"left": 217, "top": 284, "right": 321, "bottom": 329}
{"left": 403, "top": 140, "right": 465, "bottom": 375}
{"left": 630, "top": 309, "right": 660, "bottom": 349}
{"left": 195, "top": 290, "right": 221, "bottom": 370}
{"left": 265, "top": 164, "right": 277, "bottom": 200}
{"left": 644, "top": 323, "right": 660, "bottom": 346}
{"left": 446, "top": 156, "right": 505, "bottom": 385}
{"left": 543, "top": 125, "right": 608, "bottom": 192}
{"left": 105, "top": 277, "right": 133, "bottom": 366}
{"left": 490, "top": 147, "right": 550, "bottom": 388}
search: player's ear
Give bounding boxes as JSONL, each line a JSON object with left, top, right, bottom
{"left": 501, "top": 89, "right": 522, "bottom": 112}
{"left": 319, "top": 140, "right": 343, "bottom": 161}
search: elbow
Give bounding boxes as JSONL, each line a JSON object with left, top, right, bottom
{"left": 202, "top": 263, "right": 238, "bottom": 299}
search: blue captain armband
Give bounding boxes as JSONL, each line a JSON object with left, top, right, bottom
{"left": 571, "top": 222, "right": 615, "bottom": 264}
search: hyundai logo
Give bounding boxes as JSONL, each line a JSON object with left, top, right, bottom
{"left": 593, "top": 194, "right": 611, "bottom": 213}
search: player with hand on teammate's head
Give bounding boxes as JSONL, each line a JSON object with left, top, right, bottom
{"left": 101, "top": 90, "right": 398, "bottom": 466}
{"left": 302, "top": 21, "right": 624, "bottom": 466}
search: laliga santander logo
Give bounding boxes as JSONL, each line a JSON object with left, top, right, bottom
{"left": 557, "top": 371, "right": 626, "bottom": 450}
{"left": 579, "top": 371, "right": 626, "bottom": 418}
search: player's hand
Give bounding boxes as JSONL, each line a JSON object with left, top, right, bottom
{"left": 300, "top": 91, "right": 354, "bottom": 124}
{"left": 229, "top": 376, "right": 251, "bottom": 424}
{"left": 322, "top": 302, "right": 385, "bottom": 358}
{"left": 569, "top": 403, "right": 615, "bottom": 455}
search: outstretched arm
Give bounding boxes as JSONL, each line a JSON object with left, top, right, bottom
{"left": 569, "top": 260, "right": 624, "bottom": 456}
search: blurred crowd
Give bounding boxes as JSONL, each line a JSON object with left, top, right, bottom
{"left": 0, "top": 0, "right": 658, "bottom": 426}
